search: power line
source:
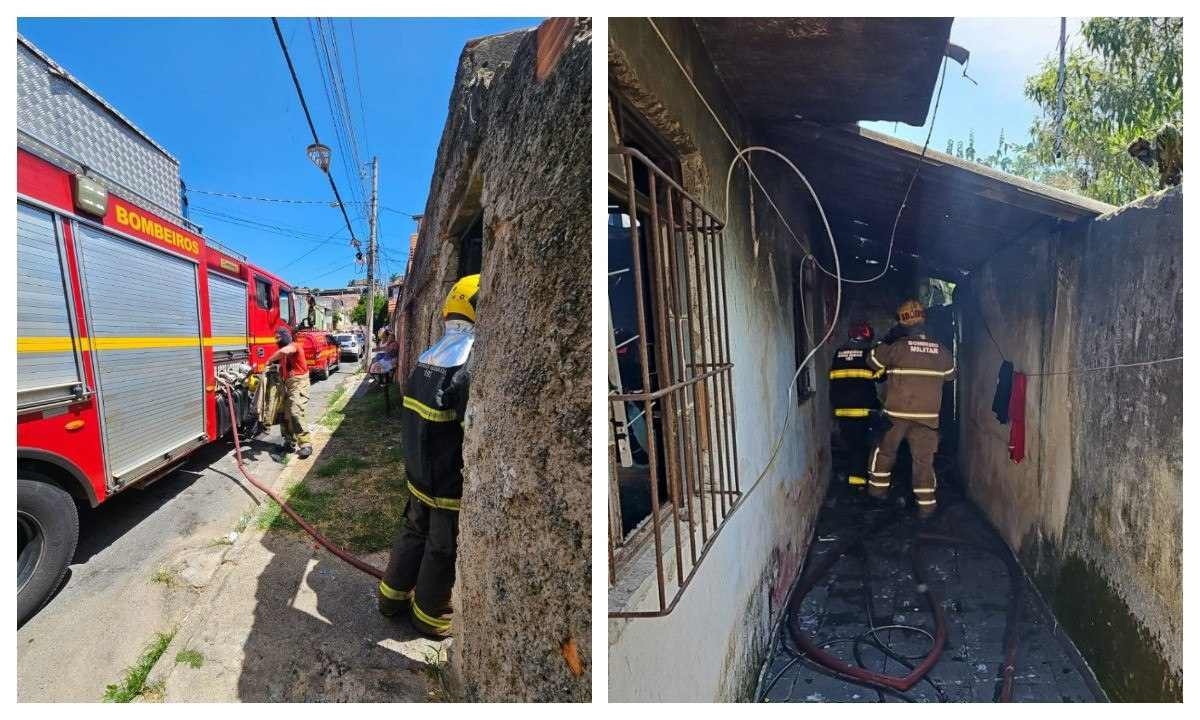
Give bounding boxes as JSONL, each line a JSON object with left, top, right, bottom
{"left": 309, "top": 18, "right": 369, "bottom": 223}
{"left": 270, "top": 17, "right": 359, "bottom": 246}
{"left": 348, "top": 19, "right": 371, "bottom": 158}
{"left": 189, "top": 188, "right": 341, "bottom": 205}
{"left": 191, "top": 206, "right": 348, "bottom": 243}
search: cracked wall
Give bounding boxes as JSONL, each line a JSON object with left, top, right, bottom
{"left": 958, "top": 186, "right": 1182, "bottom": 701}
{"left": 398, "top": 19, "right": 592, "bottom": 702}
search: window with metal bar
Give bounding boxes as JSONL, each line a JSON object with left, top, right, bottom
{"left": 608, "top": 135, "right": 741, "bottom": 618}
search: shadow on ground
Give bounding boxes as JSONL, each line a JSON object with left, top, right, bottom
{"left": 234, "top": 378, "right": 442, "bottom": 702}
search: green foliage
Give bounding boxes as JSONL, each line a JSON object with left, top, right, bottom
{"left": 1023, "top": 17, "right": 1183, "bottom": 204}
{"left": 351, "top": 293, "right": 389, "bottom": 329}
{"left": 943, "top": 18, "right": 1182, "bottom": 205}
{"left": 175, "top": 649, "right": 204, "bottom": 669}
{"left": 103, "top": 630, "right": 176, "bottom": 702}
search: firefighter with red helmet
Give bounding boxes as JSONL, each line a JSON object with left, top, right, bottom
{"left": 378, "top": 274, "right": 479, "bottom": 637}
{"left": 828, "top": 320, "right": 881, "bottom": 490}
{"left": 867, "top": 299, "right": 956, "bottom": 519}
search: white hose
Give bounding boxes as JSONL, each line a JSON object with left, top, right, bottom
{"left": 723, "top": 147, "right": 842, "bottom": 495}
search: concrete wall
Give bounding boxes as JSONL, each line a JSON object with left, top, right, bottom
{"left": 399, "top": 21, "right": 592, "bottom": 701}
{"left": 608, "top": 18, "right": 832, "bottom": 701}
{"left": 957, "top": 186, "right": 1182, "bottom": 701}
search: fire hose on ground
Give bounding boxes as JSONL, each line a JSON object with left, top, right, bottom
{"left": 219, "top": 382, "right": 385, "bottom": 580}
{"left": 762, "top": 501, "right": 1026, "bottom": 703}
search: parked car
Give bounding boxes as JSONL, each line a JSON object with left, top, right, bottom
{"left": 297, "top": 330, "right": 340, "bottom": 380}
{"left": 335, "top": 332, "right": 363, "bottom": 360}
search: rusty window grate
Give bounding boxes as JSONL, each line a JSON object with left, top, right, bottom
{"left": 608, "top": 145, "right": 741, "bottom": 618}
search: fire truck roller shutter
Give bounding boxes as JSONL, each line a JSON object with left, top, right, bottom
{"left": 74, "top": 223, "right": 205, "bottom": 483}
{"left": 207, "top": 271, "right": 248, "bottom": 352}
{"left": 17, "top": 203, "right": 84, "bottom": 408}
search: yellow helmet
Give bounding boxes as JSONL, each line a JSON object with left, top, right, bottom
{"left": 897, "top": 299, "right": 926, "bottom": 327}
{"left": 443, "top": 274, "right": 481, "bottom": 323}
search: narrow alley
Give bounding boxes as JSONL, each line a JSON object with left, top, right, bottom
{"left": 607, "top": 17, "right": 1181, "bottom": 702}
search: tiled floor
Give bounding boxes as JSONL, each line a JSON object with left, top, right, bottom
{"left": 758, "top": 477, "right": 1104, "bottom": 703}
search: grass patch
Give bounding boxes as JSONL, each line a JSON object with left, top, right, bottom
{"left": 315, "top": 455, "right": 369, "bottom": 477}
{"left": 422, "top": 647, "right": 452, "bottom": 702}
{"left": 103, "top": 630, "right": 176, "bottom": 702}
{"left": 175, "top": 649, "right": 204, "bottom": 669}
{"left": 262, "top": 381, "right": 408, "bottom": 554}
{"left": 149, "top": 567, "right": 178, "bottom": 588}
{"left": 318, "top": 379, "right": 356, "bottom": 429}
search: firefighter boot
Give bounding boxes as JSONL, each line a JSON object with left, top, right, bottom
{"left": 377, "top": 581, "right": 412, "bottom": 617}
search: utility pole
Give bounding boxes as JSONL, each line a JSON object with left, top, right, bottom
{"left": 363, "top": 156, "right": 379, "bottom": 372}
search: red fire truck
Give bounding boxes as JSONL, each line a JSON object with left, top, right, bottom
{"left": 16, "top": 34, "right": 350, "bottom": 624}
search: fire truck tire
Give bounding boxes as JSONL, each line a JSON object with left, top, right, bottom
{"left": 314, "top": 363, "right": 330, "bottom": 381}
{"left": 17, "top": 476, "right": 79, "bottom": 626}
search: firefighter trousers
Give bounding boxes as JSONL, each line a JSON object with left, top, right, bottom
{"left": 867, "top": 418, "right": 939, "bottom": 510}
{"left": 838, "top": 418, "right": 870, "bottom": 487}
{"left": 381, "top": 494, "right": 459, "bottom": 637}
{"left": 281, "top": 375, "right": 312, "bottom": 447}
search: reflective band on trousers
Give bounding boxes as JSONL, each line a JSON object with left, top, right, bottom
{"left": 834, "top": 408, "right": 871, "bottom": 418}
{"left": 829, "top": 368, "right": 878, "bottom": 380}
{"left": 402, "top": 396, "right": 458, "bottom": 422}
{"left": 412, "top": 600, "right": 452, "bottom": 630}
{"left": 407, "top": 480, "right": 462, "bottom": 511}
{"left": 886, "top": 367, "right": 955, "bottom": 377}
{"left": 885, "top": 409, "right": 940, "bottom": 419}
{"left": 917, "top": 499, "right": 937, "bottom": 506}
{"left": 869, "top": 479, "right": 890, "bottom": 488}
{"left": 378, "top": 581, "right": 412, "bottom": 600}
{"left": 848, "top": 476, "right": 867, "bottom": 486}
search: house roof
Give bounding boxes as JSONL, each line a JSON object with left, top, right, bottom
{"left": 684, "top": 18, "right": 1115, "bottom": 278}
{"left": 763, "top": 122, "right": 1114, "bottom": 278}
{"left": 693, "top": 18, "right": 953, "bottom": 126}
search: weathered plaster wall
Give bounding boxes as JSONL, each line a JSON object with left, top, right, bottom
{"left": 958, "top": 186, "right": 1182, "bottom": 701}
{"left": 608, "top": 17, "right": 830, "bottom": 702}
{"left": 399, "top": 21, "right": 592, "bottom": 701}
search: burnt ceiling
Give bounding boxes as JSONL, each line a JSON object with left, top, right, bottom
{"left": 693, "top": 17, "right": 954, "bottom": 127}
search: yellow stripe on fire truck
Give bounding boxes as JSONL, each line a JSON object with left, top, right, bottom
{"left": 18, "top": 336, "right": 249, "bottom": 352}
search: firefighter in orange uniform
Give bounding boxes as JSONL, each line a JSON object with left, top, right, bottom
{"left": 866, "top": 300, "right": 955, "bottom": 518}
{"left": 265, "top": 327, "right": 313, "bottom": 460}
{"left": 377, "top": 274, "right": 479, "bottom": 638}
{"left": 828, "top": 321, "right": 881, "bottom": 490}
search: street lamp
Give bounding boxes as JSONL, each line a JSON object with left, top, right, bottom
{"left": 306, "top": 142, "right": 331, "bottom": 173}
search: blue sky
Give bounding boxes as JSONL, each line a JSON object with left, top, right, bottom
{"left": 862, "top": 17, "right": 1086, "bottom": 158}
{"left": 17, "top": 17, "right": 538, "bottom": 288}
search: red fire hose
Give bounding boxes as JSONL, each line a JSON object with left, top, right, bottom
{"left": 220, "top": 384, "right": 384, "bottom": 580}
{"left": 785, "top": 526, "right": 947, "bottom": 693}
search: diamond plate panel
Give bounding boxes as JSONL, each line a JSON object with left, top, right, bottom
{"left": 17, "top": 38, "right": 182, "bottom": 216}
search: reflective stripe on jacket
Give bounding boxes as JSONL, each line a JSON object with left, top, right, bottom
{"left": 401, "top": 344, "right": 471, "bottom": 509}
{"left": 868, "top": 331, "right": 955, "bottom": 428}
{"left": 829, "top": 341, "right": 881, "bottom": 415}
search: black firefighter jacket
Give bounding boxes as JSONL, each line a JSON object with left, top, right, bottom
{"left": 828, "top": 340, "right": 882, "bottom": 418}
{"left": 401, "top": 341, "right": 471, "bottom": 511}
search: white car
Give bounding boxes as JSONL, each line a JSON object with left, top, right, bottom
{"left": 334, "top": 333, "right": 363, "bottom": 360}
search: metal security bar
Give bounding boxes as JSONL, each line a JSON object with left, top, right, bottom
{"left": 608, "top": 145, "right": 740, "bottom": 618}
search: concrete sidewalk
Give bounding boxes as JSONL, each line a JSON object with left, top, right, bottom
{"left": 148, "top": 377, "right": 448, "bottom": 702}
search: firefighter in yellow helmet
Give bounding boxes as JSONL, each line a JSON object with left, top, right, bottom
{"left": 866, "top": 299, "right": 956, "bottom": 519}
{"left": 378, "top": 274, "right": 479, "bottom": 637}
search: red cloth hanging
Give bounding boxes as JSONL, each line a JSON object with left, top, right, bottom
{"left": 1008, "top": 371, "right": 1027, "bottom": 463}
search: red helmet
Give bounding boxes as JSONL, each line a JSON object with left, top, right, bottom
{"left": 849, "top": 321, "right": 873, "bottom": 342}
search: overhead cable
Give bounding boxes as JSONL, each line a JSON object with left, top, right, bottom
{"left": 270, "top": 17, "right": 359, "bottom": 243}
